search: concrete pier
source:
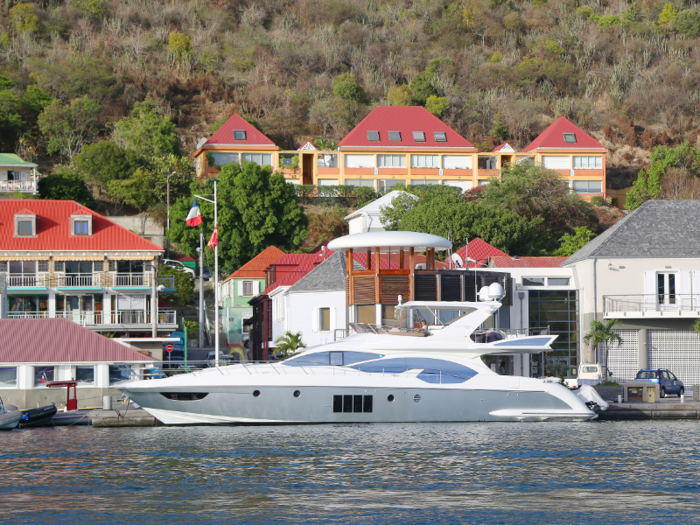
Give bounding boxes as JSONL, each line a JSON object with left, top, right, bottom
{"left": 597, "top": 398, "right": 700, "bottom": 420}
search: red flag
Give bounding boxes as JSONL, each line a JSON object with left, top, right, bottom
{"left": 208, "top": 225, "right": 218, "bottom": 249}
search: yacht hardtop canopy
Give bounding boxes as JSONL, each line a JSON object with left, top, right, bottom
{"left": 328, "top": 231, "right": 452, "bottom": 252}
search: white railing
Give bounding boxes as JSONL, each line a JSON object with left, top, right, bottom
{"left": 7, "top": 274, "right": 45, "bottom": 287}
{"left": 9, "top": 310, "right": 176, "bottom": 326}
{"left": 8, "top": 312, "right": 49, "bottom": 319}
{"left": 0, "top": 180, "right": 37, "bottom": 192}
{"left": 604, "top": 294, "right": 699, "bottom": 316}
{"left": 113, "top": 273, "right": 149, "bottom": 287}
{"left": 55, "top": 311, "right": 103, "bottom": 325}
{"left": 57, "top": 274, "right": 101, "bottom": 287}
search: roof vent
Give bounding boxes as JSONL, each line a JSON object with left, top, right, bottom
{"left": 413, "top": 131, "right": 425, "bottom": 142}
{"left": 234, "top": 130, "right": 246, "bottom": 140}
{"left": 388, "top": 131, "right": 401, "bottom": 142}
{"left": 367, "top": 130, "right": 380, "bottom": 141}
{"left": 563, "top": 133, "right": 576, "bottom": 143}
{"left": 434, "top": 131, "right": 446, "bottom": 142}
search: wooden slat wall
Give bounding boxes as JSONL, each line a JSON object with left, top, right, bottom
{"left": 352, "top": 275, "right": 376, "bottom": 305}
{"left": 380, "top": 275, "right": 410, "bottom": 305}
{"left": 414, "top": 273, "right": 437, "bottom": 301}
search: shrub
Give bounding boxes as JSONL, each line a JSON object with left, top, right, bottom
{"left": 489, "top": 52, "right": 503, "bottom": 63}
{"left": 295, "top": 185, "right": 316, "bottom": 198}
{"left": 673, "top": 9, "right": 700, "bottom": 38}
{"left": 590, "top": 196, "right": 605, "bottom": 206}
{"left": 598, "top": 15, "right": 621, "bottom": 28}
{"left": 317, "top": 185, "right": 339, "bottom": 197}
{"left": 353, "top": 186, "right": 379, "bottom": 206}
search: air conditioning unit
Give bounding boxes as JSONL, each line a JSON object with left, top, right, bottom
{"left": 515, "top": 283, "right": 523, "bottom": 290}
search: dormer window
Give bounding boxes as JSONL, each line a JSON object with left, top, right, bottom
{"left": 71, "top": 214, "right": 92, "bottom": 236}
{"left": 413, "top": 131, "right": 426, "bottom": 142}
{"left": 563, "top": 133, "right": 576, "bottom": 143}
{"left": 14, "top": 211, "right": 36, "bottom": 237}
{"left": 233, "top": 130, "right": 246, "bottom": 140}
{"left": 434, "top": 132, "right": 447, "bottom": 142}
{"left": 367, "top": 130, "right": 380, "bottom": 141}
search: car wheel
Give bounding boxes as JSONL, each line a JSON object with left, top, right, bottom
{"left": 660, "top": 387, "right": 666, "bottom": 398}
{"left": 678, "top": 387, "right": 684, "bottom": 398}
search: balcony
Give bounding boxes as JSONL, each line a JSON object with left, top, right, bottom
{"left": 7, "top": 274, "right": 47, "bottom": 289}
{"left": 111, "top": 273, "right": 151, "bottom": 288}
{"left": 0, "top": 180, "right": 37, "bottom": 193}
{"left": 604, "top": 294, "right": 700, "bottom": 319}
{"left": 56, "top": 274, "right": 102, "bottom": 289}
{"left": 7, "top": 309, "right": 177, "bottom": 329}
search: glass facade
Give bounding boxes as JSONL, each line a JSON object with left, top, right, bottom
{"left": 529, "top": 290, "right": 579, "bottom": 377}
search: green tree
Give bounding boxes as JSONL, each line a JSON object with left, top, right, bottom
{"left": 491, "top": 117, "right": 509, "bottom": 142}
{"left": 0, "top": 88, "right": 24, "bottom": 151}
{"left": 313, "top": 138, "right": 338, "bottom": 150}
{"left": 658, "top": 2, "right": 677, "bottom": 26}
{"left": 409, "top": 71, "right": 438, "bottom": 106}
{"left": 74, "top": 0, "right": 107, "bottom": 17}
{"left": 554, "top": 226, "right": 597, "bottom": 257}
{"left": 332, "top": 73, "right": 369, "bottom": 104}
{"left": 168, "top": 32, "right": 193, "bottom": 62}
{"left": 37, "top": 96, "right": 102, "bottom": 159}
{"left": 673, "top": 9, "right": 700, "bottom": 37}
{"left": 112, "top": 100, "right": 181, "bottom": 158}
{"left": 38, "top": 167, "right": 92, "bottom": 205}
{"left": 478, "top": 163, "right": 598, "bottom": 252}
{"left": 10, "top": 3, "right": 38, "bottom": 34}
{"left": 425, "top": 95, "right": 449, "bottom": 117}
{"left": 387, "top": 84, "right": 412, "bottom": 106}
{"left": 379, "top": 191, "right": 420, "bottom": 231}
{"left": 158, "top": 265, "right": 195, "bottom": 315}
{"left": 275, "top": 331, "right": 306, "bottom": 357}
{"left": 583, "top": 319, "right": 622, "bottom": 377}
{"left": 19, "top": 85, "right": 52, "bottom": 121}
{"left": 73, "top": 141, "right": 142, "bottom": 189}
{"left": 168, "top": 162, "right": 308, "bottom": 270}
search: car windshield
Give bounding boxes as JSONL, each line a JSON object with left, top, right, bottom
{"left": 637, "top": 371, "right": 658, "bottom": 379}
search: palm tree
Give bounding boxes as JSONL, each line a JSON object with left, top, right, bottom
{"left": 583, "top": 319, "right": 622, "bottom": 379}
{"left": 274, "top": 331, "right": 306, "bottom": 358}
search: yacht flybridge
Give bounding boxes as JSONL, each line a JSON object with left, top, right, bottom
{"left": 119, "top": 301, "right": 596, "bottom": 425}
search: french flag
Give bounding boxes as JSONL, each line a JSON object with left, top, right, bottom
{"left": 186, "top": 199, "right": 203, "bottom": 226}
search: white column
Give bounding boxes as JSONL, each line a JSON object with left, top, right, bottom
{"left": 103, "top": 292, "right": 111, "bottom": 324}
{"left": 375, "top": 303, "right": 382, "bottom": 326}
{"left": 48, "top": 292, "right": 56, "bottom": 318}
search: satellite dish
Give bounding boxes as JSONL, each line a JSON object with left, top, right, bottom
{"left": 488, "top": 282, "right": 504, "bottom": 300}
{"left": 478, "top": 286, "right": 490, "bottom": 301}
{"left": 451, "top": 253, "right": 464, "bottom": 269}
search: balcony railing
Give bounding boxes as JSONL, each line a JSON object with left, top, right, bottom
{"left": 604, "top": 294, "right": 700, "bottom": 317}
{"left": 112, "top": 273, "right": 149, "bottom": 287}
{"left": 57, "top": 274, "right": 101, "bottom": 288}
{"left": 7, "top": 274, "right": 46, "bottom": 287}
{"left": 9, "top": 310, "right": 176, "bottom": 326}
{"left": 8, "top": 312, "right": 49, "bottom": 319}
{"left": 158, "top": 276, "right": 175, "bottom": 289}
{"left": 0, "top": 180, "right": 37, "bottom": 193}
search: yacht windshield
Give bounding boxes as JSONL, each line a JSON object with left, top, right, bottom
{"left": 351, "top": 358, "right": 477, "bottom": 383}
{"left": 283, "top": 351, "right": 383, "bottom": 367}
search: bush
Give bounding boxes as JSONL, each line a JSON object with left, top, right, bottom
{"left": 353, "top": 186, "right": 379, "bottom": 206}
{"left": 317, "top": 185, "right": 339, "bottom": 197}
{"left": 590, "top": 196, "right": 605, "bottom": 206}
{"left": 295, "top": 185, "right": 316, "bottom": 198}
{"left": 673, "top": 9, "right": 700, "bottom": 37}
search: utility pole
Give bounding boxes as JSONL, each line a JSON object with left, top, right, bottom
{"left": 166, "top": 171, "right": 175, "bottom": 260}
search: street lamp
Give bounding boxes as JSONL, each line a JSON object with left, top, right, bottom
{"left": 166, "top": 170, "right": 176, "bottom": 260}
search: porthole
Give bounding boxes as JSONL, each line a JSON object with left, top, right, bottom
{"left": 253, "top": 390, "right": 261, "bottom": 397}
{"left": 387, "top": 394, "right": 395, "bottom": 402}
{"left": 413, "top": 394, "right": 421, "bottom": 403}
{"left": 293, "top": 390, "right": 301, "bottom": 398}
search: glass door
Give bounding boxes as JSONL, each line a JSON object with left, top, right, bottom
{"left": 657, "top": 272, "right": 677, "bottom": 310}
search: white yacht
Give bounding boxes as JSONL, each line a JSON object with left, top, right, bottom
{"left": 119, "top": 301, "right": 596, "bottom": 424}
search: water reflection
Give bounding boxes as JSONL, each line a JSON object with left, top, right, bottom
{"left": 1, "top": 422, "right": 699, "bottom": 523}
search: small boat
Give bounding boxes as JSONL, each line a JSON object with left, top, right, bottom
{"left": 0, "top": 396, "right": 21, "bottom": 430}
{"left": 19, "top": 404, "right": 58, "bottom": 428}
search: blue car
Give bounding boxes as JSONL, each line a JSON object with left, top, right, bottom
{"left": 635, "top": 369, "right": 684, "bottom": 398}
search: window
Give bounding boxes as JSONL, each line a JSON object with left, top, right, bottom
{"left": 38, "top": 261, "right": 49, "bottom": 272}
{"left": 74, "top": 220, "right": 89, "bottom": 235}
{"left": 572, "top": 181, "right": 602, "bottom": 194}
{"left": 563, "top": 133, "right": 576, "bottom": 143}
{"left": 54, "top": 261, "right": 65, "bottom": 272}
{"left": 344, "top": 179, "right": 375, "bottom": 187}
{"left": 17, "top": 220, "right": 33, "bottom": 235}
{"left": 377, "top": 180, "right": 405, "bottom": 193}
{"left": 388, "top": 131, "right": 401, "bottom": 142}
{"left": 542, "top": 156, "right": 570, "bottom": 170}
{"left": 241, "top": 153, "right": 272, "bottom": 166}
{"left": 76, "top": 366, "right": 95, "bottom": 385}
{"left": 109, "top": 365, "right": 130, "bottom": 385}
{"left": 443, "top": 156, "right": 472, "bottom": 169}
{"left": 333, "top": 395, "right": 373, "bottom": 413}
{"left": 357, "top": 305, "right": 375, "bottom": 324}
{"left": 160, "top": 392, "right": 209, "bottom": 400}
{"left": 345, "top": 155, "right": 375, "bottom": 168}
{"left": 367, "top": 130, "right": 380, "bottom": 141}
{"left": 242, "top": 281, "right": 254, "bottom": 296}
{"left": 210, "top": 152, "right": 239, "bottom": 166}
{"left": 117, "top": 261, "right": 144, "bottom": 273}
{"left": 434, "top": 131, "right": 447, "bottom": 142}
{"left": 413, "top": 131, "right": 426, "bottom": 142}
{"left": 529, "top": 290, "right": 579, "bottom": 378}
{"left": 9, "top": 295, "right": 46, "bottom": 315}
{"left": 8, "top": 261, "right": 37, "bottom": 287}
{"left": 108, "top": 261, "right": 117, "bottom": 272}
{"left": 377, "top": 155, "right": 406, "bottom": 168}
{"left": 523, "top": 277, "right": 545, "bottom": 286}
{"left": 351, "top": 358, "right": 477, "bottom": 383}
{"left": 478, "top": 156, "right": 497, "bottom": 169}
{"left": 0, "top": 367, "right": 17, "bottom": 387}
{"left": 34, "top": 366, "right": 54, "bottom": 387}
{"left": 548, "top": 278, "right": 570, "bottom": 286}
{"left": 233, "top": 130, "right": 246, "bottom": 140}
{"left": 0, "top": 261, "right": 6, "bottom": 272}
{"left": 573, "top": 156, "right": 602, "bottom": 169}
{"left": 411, "top": 180, "right": 439, "bottom": 185}
{"left": 320, "top": 307, "right": 331, "bottom": 331}
{"left": 317, "top": 154, "right": 338, "bottom": 168}
{"left": 66, "top": 261, "right": 93, "bottom": 274}
{"left": 657, "top": 272, "right": 676, "bottom": 306}
{"left": 411, "top": 155, "right": 439, "bottom": 168}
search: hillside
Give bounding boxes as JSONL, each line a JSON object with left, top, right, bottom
{"left": 2, "top": 0, "right": 699, "bottom": 182}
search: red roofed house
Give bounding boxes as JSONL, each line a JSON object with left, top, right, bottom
{"left": 0, "top": 200, "right": 176, "bottom": 338}
{"left": 193, "top": 113, "right": 279, "bottom": 179}
{"left": 220, "top": 246, "right": 286, "bottom": 347}
{"left": 522, "top": 117, "right": 607, "bottom": 199}
{"left": 454, "top": 238, "right": 509, "bottom": 268}
{"left": 0, "top": 318, "right": 154, "bottom": 409}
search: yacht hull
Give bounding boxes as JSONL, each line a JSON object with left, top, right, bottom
{"left": 122, "top": 385, "right": 596, "bottom": 425}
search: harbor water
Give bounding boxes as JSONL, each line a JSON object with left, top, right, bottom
{"left": 1, "top": 421, "right": 699, "bottom": 524}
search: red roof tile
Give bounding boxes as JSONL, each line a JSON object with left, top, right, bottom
{"left": 0, "top": 318, "right": 154, "bottom": 363}
{"left": 16, "top": 208, "right": 35, "bottom": 215}
{"left": 263, "top": 262, "right": 317, "bottom": 294}
{"left": 523, "top": 117, "right": 605, "bottom": 151}
{"left": 454, "top": 238, "right": 508, "bottom": 268}
{"left": 489, "top": 256, "right": 567, "bottom": 268}
{"left": 273, "top": 253, "right": 330, "bottom": 266}
{"left": 175, "top": 254, "right": 196, "bottom": 262}
{"left": 0, "top": 200, "right": 163, "bottom": 253}
{"left": 338, "top": 106, "right": 475, "bottom": 149}
{"left": 205, "top": 114, "right": 276, "bottom": 147}
{"left": 223, "top": 246, "right": 286, "bottom": 281}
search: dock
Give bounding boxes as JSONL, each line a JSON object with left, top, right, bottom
{"left": 90, "top": 407, "right": 160, "bottom": 427}
{"left": 597, "top": 397, "right": 700, "bottom": 420}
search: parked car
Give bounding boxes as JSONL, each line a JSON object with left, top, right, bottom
{"left": 199, "top": 267, "right": 212, "bottom": 281}
{"left": 635, "top": 369, "right": 684, "bottom": 398}
{"left": 161, "top": 259, "right": 196, "bottom": 278}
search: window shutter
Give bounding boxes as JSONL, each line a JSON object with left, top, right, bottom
{"left": 253, "top": 281, "right": 260, "bottom": 295}
{"left": 679, "top": 271, "right": 692, "bottom": 309}
{"left": 311, "top": 308, "right": 319, "bottom": 332}
{"left": 643, "top": 271, "right": 656, "bottom": 310}
{"left": 542, "top": 156, "right": 570, "bottom": 170}
{"left": 237, "top": 281, "right": 243, "bottom": 296}
{"left": 330, "top": 307, "right": 337, "bottom": 332}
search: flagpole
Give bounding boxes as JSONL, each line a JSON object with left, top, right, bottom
{"left": 214, "top": 179, "right": 219, "bottom": 368}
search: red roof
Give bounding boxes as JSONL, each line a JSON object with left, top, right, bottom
{"left": 338, "top": 106, "right": 475, "bottom": 149}
{"left": 205, "top": 114, "right": 276, "bottom": 147}
{"left": 352, "top": 252, "right": 411, "bottom": 270}
{"left": 0, "top": 319, "right": 154, "bottom": 363}
{"left": 489, "top": 256, "right": 567, "bottom": 268}
{"left": 454, "top": 238, "right": 508, "bottom": 268}
{"left": 523, "top": 117, "right": 605, "bottom": 151}
{"left": 273, "top": 253, "right": 329, "bottom": 266}
{"left": 175, "top": 254, "right": 195, "bottom": 262}
{"left": 0, "top": 200, "right": 163, "bottom": 252}
{"left": 263, "top": 262, "right": 317, "bottom": 294}
{"left": 223, "top": 246, "right": 286, "bottom": 281}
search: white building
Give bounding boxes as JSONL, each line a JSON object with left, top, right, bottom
{"left": 344, "top": 191, "right": 417, "bottom": 234}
